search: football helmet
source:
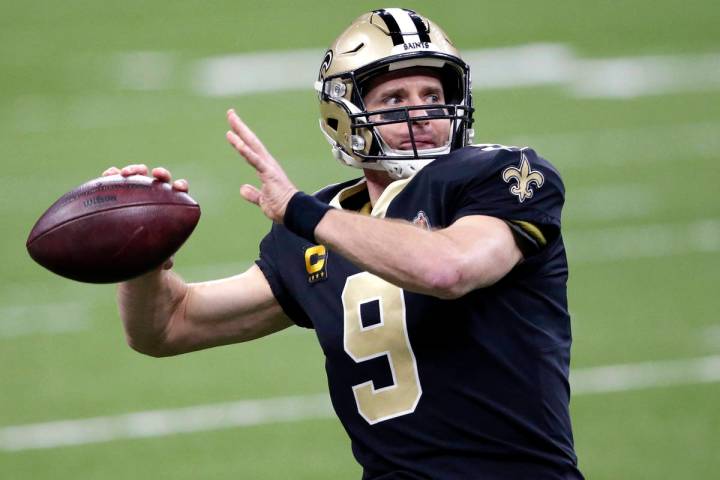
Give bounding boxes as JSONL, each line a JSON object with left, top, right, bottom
{"left": 316, "top": 8, "right": 474, "bottom": 179}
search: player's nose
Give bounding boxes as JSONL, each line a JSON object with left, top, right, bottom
{"left": 410, "top": 112, "right": 431, "bottom": 126}
{"left": 408, "top": 94, "right": 439, "bottom": 124}
{"left": 407, "top": 100, "right": 430, "bottom": 124}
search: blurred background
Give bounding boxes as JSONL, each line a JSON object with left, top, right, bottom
{"left": 1, "top": 1, "right": 719, "bottom": 478}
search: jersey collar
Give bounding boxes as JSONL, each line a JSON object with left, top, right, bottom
{"left": 328, "top": 176, "right": 413, "bottom": 219}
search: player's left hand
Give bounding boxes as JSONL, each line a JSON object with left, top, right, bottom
{"left": 226, "top": 109, "right": 298, "bottom": 223}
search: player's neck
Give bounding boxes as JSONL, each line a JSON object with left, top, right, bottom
{"left": 363, "top": 169, "right": 394, "bottom": 206}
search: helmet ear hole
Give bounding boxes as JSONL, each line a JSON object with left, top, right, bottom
{"left": 327, "top": 118, "right": 339, "bottom": 131}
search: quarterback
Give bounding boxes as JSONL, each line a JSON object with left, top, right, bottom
{"left": 108, "top": 8, "right": 584, "bottom": 479}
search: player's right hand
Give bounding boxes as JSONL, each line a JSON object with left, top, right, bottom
{"left": 102, "top": 164, "right": 189, "bottom": 193}
{"left": 101, "top": 164, "right": 188, "bottom": 271}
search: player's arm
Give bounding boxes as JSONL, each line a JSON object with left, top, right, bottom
{"left": 225, "top": 110, "right": 522, "bottom": 300}
{"left": 118, "top": 264, "right": 291, "bottom": 357}
{"left": 315, "top": 211, "right": 521, "bottom": 299}
{"left": 104, "top": 165, "right": 292, "bottom": 357}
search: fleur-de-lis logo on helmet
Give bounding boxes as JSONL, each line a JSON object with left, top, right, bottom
{"left": 501, "top": 152, "right": 545, "bottom": 203}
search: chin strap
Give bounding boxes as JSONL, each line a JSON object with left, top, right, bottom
{"left": 320, "top": 123, "right": 442, "bottom": 180}
{"left": 380, "top": 158, "right": 435, "bottom": 179}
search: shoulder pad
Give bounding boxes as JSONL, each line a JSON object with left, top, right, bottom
{"left": 420, "top": 144, "right": 565, "bottom": 237}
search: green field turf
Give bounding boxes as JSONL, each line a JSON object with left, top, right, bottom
{"left": 2, "top": 1, "right": 719, "bottom": 478}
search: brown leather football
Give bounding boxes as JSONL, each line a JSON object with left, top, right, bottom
{"left": 26, "top": 175, "right": 201, "bottom": 283}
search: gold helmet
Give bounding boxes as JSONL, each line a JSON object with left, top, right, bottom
{"left": 315, "top": 8, "right": 474, "bottom": 179}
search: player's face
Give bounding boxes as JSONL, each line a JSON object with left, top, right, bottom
{"left": 363, "top": 70, "right": 451, "bottom": 152}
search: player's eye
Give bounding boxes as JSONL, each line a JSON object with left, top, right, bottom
{"left": 383, "top": 95, "right": 402, "bottom": 106}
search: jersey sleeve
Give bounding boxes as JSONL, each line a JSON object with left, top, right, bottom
{"left": 255, "top": 225, "right": 314, "bottom": 329}
{"left": 451, "top": 146, "right": 565, "bottom": 253}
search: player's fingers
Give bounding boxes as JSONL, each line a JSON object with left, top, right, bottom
{"left": 226, "top": 130, "right": 268, "bottom": 174}
{"left": 226, "top": 110, "right": 259, "bottom": 153}
{"left": 121, "top": 164, "right": 149, "bottom": 177}
{"left": 151, "top": 167, "right": 172, "bottom": 183}
{"left": 102, "top": 166, "right": 121, "bottom": 176}
{"left": 172, "top": 179, "right": 189, "bottom": 192}
{"left": 226, "top": 109, "right": 270, "bottom": 157}
{"left": 239, "top": 184, "right": 261, "bottom": 205}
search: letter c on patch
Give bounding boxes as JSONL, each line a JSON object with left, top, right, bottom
{"left": 305, "top": 245, "right": 327, "bottom": 274}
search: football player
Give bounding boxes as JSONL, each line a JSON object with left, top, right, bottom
{"left": 108, "top": 8, "right": 584, "bottom": 479}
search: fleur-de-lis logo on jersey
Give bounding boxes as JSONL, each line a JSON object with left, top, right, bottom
{"left": 501, "top": 153, "right": 545, "bottom": 203}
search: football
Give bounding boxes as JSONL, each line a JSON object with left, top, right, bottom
{"left": 26, "top": 174, "right": 201, "bottom": 283}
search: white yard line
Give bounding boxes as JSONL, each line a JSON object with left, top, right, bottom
{"left": 1, "top": 356, "right": 719, "bottom": 452}
{"left": 513, "top": 121, "right": 720, "bottom": 168}
{"left": 570, "top": 53, "right": 720, "bottom": 98}
{"left": 90, "top": 43, "right": 720, "bottom": 98}
{"left": 114, "top": 51, "right": 179, "bottom": 91}
{"left": 566, "top": 218, "right": 720, "bottom": 264}
{"left": 9, "top": 45, "right": 720, "bottom": 134}
{"left": 0, "top": 394, "right": 333, "bottom": 452}
{"left": 0, "top": 302, "right": 91, "bottom": 338}
{"left": 563, "top": 184, "right": 658, "bottom": 222}
{"left": 191, "top": 49, "right": 322, "bottom": 97}
{"left": 570, "top": 355, "right": 720, "bottom": 394}
{"left": 189, "top": 43, "right": 720, "bottom": 98}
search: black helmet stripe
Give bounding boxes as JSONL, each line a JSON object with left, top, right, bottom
{"left": 375, "top": 9, "right": 405, "bottom": 46}
{"left": 408, "top": 11, "right": 431, "bottom": 44}
{"left": 375, "top": 8, "right": 430, "bottom": 46}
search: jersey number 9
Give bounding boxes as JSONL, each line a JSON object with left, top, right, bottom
{"left": 342, "top": 272, "right": 422, "bottom": 424}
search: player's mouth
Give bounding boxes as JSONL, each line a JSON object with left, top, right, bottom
{"left": 398, "top": 136, "right": 437, "bottom": 150}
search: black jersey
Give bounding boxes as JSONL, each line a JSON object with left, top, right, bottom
{"left": 256, "top": 145, "right": 583, "bottom": 479}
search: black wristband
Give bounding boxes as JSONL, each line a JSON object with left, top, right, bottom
{"left": 283, "top": 192, "right": 333, "bottom": 243}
